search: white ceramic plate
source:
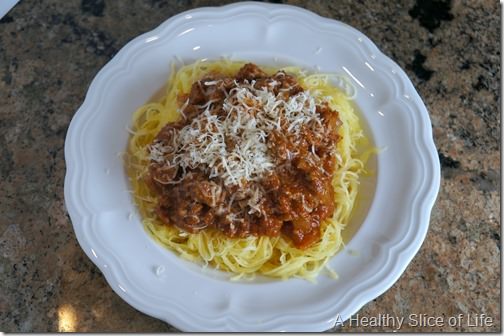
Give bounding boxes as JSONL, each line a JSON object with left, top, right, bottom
{"left": 64, "top": 2, "right": 440, "bottom": 332}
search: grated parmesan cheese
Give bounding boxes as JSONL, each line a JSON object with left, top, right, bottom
{"left": 149, "top": 79, "right": 327, "bottom": 188}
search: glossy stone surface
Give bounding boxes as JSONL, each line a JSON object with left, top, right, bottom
{"left": 0, "top": 0, "right": 499, "bottom": 332}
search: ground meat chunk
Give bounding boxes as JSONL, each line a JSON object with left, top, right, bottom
{"left": 236, "top": 63, "right": 267, "bottom": 80}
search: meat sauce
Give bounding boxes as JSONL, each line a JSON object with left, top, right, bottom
{"left": 148, "top": 63, "right": 342, "bottom": 249}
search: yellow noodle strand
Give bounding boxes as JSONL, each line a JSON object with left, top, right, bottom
{"left": 125, "top": 61, "right": 370, "bottom": 281}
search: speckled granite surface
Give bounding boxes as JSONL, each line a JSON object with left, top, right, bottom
{"left": 0, "top": 0, "right": 500, "bottom": 332}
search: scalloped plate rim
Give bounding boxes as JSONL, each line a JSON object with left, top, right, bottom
{"left": 64, "top": 2, "right": 440, "bottom": 332}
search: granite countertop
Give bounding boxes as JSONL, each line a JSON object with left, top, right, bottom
{"left": 0, "top": 0, "right": 500, "bottom": 332}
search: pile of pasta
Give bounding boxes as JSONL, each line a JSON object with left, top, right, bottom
{"left": 126, "top": 60, "right": 370, "bottom": 281}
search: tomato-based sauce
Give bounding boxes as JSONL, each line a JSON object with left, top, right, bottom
{"left": 147, "top": 63, "right": 342, "bottom": 249}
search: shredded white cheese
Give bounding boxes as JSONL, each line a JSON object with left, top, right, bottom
{"left": 149, "top": 79, "right": 326, "bottom": 187}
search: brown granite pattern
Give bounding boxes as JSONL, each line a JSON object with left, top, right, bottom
{"left": 0, "top": 0, "right": 499, "bottom": 332}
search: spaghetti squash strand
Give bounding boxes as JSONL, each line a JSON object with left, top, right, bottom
{"left": 126, "top": 61, "right": 369, "bottom": 281}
